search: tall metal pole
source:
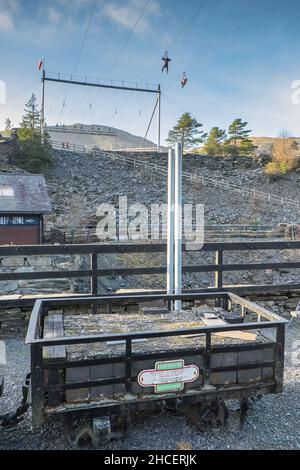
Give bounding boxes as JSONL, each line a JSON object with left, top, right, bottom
{"left": 41, "top": 69, "right": 45, "bottom": 143}
{"left": 174, "top": 142, "right": 183, "bottom": 311}
{"left": 157, "top": 86, "right": 161, "bottom": 152}
{"left": 167, "top": 148, "right": 175, "bottom": 303}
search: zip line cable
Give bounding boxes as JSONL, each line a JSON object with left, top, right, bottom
{"left": 58, "top": 0, "right": 206, "bottom": 126}
{"left": 53, "top": 0, "right": 255, "bottom": 143}
{"left": 72, "top": 0, "right": 99, "bottom": 77}
{"left": 60, "top": 0, "right": 99, "bottom": 118}
{"left": 107, "top": 0, "right": 210, "bottom": 121}
{"left": 165, "top": 0, "right": 257, "bottom": 93}
{"left": 141, "top": 0, "right": 210, "bottom": 84}
{"left": 122, "top": 0, "right": 257, "bottom": 145}
{"left": 152, "top": 0, "right": 256, "bottom": 145}
{"left": 106, "top": 0, "right": 152, "bottom": 79}
{"left": 88, "top": 0, "right": 152, "bottom": 117}
{"left": 112, "top": 0, "right": 256, "bottom": 130}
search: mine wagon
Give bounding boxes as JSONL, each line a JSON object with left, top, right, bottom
{"left": 26, "top": 292, "right": 287, "bottom": 446}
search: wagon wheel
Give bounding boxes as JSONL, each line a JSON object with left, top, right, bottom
{"left": 224, "top": 398, "right": 259, "bottom": 431}
{"left": 187, "top": 400, "right": 227, "bottom": 430}
{"left": 63, "top": 416, "right": 93, "bottom": 449}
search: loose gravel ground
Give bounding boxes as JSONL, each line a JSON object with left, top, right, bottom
{"left": 1, "top": 321, "right": 300, "bottom": 450}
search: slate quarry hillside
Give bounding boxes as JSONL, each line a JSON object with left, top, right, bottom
{"left": 46, "top": 149, "right": 300, "bottom": 229}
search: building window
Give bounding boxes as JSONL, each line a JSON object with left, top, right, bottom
{"left": 0, "top": 185, "right": 14, "bottom": 197}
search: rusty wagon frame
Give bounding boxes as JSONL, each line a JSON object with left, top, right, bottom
{"left": 26, "top": 291, "right": 287, "bottom": 432}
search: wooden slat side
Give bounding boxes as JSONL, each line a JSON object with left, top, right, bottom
{"left": 43, "top": 314, "right": 66, "bottom": 360}
{"left": 202, "top": 317, "right": 257, "bottom": 341}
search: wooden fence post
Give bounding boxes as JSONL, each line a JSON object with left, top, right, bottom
{"left": 215, "top": 250, "right": 223, "bottom": 307}
{"left": 275, "top": 323, "right": 285, "bottom": 393}
{"left": 90, "top": 252, "right": 98, "bottom": 313}
{"left": 215, "top": 250, "right": 223, "bottom": 289}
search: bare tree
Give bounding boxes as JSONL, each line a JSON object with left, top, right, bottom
{"left": 265, "top": 130, "right": 299, "bottom": 177}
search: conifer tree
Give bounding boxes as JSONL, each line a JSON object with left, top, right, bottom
{"left": 167, "top": 112, "right": 206, "bottom": 151}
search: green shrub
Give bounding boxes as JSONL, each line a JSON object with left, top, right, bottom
{"left": 16, "top": 129, "right": 53, "bottom": 173}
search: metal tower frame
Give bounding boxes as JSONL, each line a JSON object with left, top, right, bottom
{"left": 41, "top": 71, "right": 162, "bottom": 151}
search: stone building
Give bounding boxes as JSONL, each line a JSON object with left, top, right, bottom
{"left": 0, "top": 174, "right": 52, "bottom": 245}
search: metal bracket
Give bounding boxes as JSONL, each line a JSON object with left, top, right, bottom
{"left": 91, "top": 417, "right": 112, "bottom": 448}
{"left": 288, "top": 311, "right": 300, "bottom": 327}
{"left": 64, "top": 416, "right": 112, "bottom": 449}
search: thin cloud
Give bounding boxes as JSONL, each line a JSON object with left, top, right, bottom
{"left": 0, "top": 12, "right": 14, "bottom": 31}
{"left": 47, "top": 6, "right": 62, "bottom": 24}
{"left": 54, "top": 0, "right": 100, "bottom": 9}
{"left": 101, "top": 0, "right": 161, "bottom": 35}
{"left": 0, "top": 0, "right": 20, "bottom": 32}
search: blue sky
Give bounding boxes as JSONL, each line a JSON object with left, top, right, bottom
{"left": 1, "top": 0, "right": 300, "bottom": 143}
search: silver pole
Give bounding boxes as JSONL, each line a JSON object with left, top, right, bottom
{"left": 41, "top": 69, "right": 45, "bottom": 142}
{"left": 174, "top": 142, "right": 183, "bottom": 311}
{"left": 157, "top": 86, "right": 161, "bottom": 152}
{"left": 167, "top": 148, "right": 175, "bottom": 303}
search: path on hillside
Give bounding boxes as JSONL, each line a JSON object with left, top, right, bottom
{"left": 51, "top": 140, "right": 300, "bottom": 212}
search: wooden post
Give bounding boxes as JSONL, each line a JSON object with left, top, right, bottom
{"left": 90, "top": 252, "right": 98, "bottom": 292}
{"left": 241, "top": 306, "right": 246, "bottom": 320}
{"left": 40, "top": 215, "right": 44, "bottom": 245}
{"left": 215, "top": 250, "right": 223, "bottom": 307}
{"left": 215, "top": 250, "right": 223, "bottom": 289}
{"left": 90, "top": 252, "right": 98, "bottom": 314}
{"left": 275, "top": 323, "right": 285, "bottom": 393}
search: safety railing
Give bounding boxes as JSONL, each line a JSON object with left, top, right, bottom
{"left": 1, "top": 240, "right": 300, "bottom": 307}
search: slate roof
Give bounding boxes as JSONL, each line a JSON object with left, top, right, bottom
{"left": 0, "top": 174, "right": 52, "bottom": 214}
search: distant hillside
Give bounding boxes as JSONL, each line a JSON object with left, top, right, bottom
{"left": 45, "top": 124, "right": 159, "bottom": 151}
{"left": 251, "top": 137, "right": 300, "bottom": 155}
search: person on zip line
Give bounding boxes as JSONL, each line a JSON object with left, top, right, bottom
{"left": 181, "top": 72, "right": 188, "bottom": 88}
{"left": 162, "top": 51, "right": 171, "bottom": 74}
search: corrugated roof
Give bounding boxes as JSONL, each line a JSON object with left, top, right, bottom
{"left": 0, "top": 174, "right": 52, "bottom": 214}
